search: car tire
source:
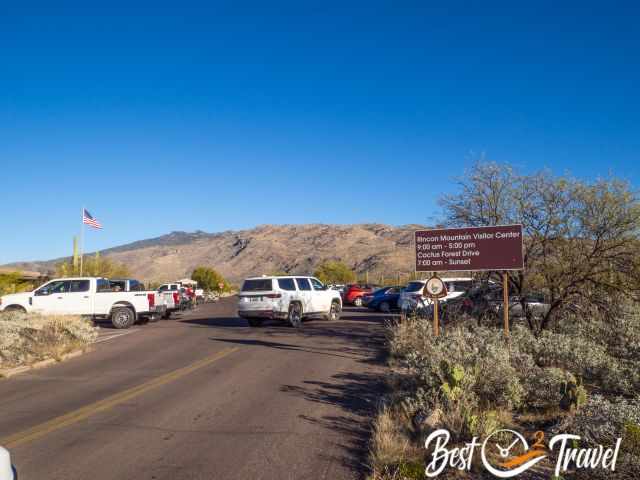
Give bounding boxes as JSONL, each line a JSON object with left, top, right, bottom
{"left": 288, "top": 303, "right": 302, "bottom": 328}
{"left": 247, "top": 318, "right": 263, "bottom": 327}
{"left": 111, "top": 307, "right": 135, "bottom": 329}
{"left": 353, "top": 297, "right": 363, "bottom": 307}
{"left": 379, "top": 301, "right": 391, "bottom": 313}
{"left": 4, "top": 305, "right": 26, "bottom": 313}
{"left": 325, "top": 301, "right": 341, "bottom": 321}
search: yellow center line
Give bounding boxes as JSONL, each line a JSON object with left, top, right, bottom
{"left": 1, "top": 347, "right": 239, "bottom": 449}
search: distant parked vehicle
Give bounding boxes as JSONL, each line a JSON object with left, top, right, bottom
{"left": 438, "top": 284, "right": 550, "bottom": 324}
{"left": 398, "top": 277, "right": 473, "bottom": 312}
{"left": 343, "top": 284, "right": 378, "bottom": 307}
{"left": 237, "top": 276, "right": 342, "bottom": 327}
{"left": 157, "top": 282, "right": 192, "bottom": 316}
{"left": 365, "top": 286, "right": 403, "bottom": 312}
{"left": 0, "top": 277, "right": 165, "bottom": 328}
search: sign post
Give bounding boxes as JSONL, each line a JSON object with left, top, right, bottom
{"left": 503, "top": 271, "right": 509, "bottom": 337}
{"left": 424, "top": 276, "right": 447, "bottom": 337}
{"left": 414, "top": 225, "right": 524, "bottom": 338}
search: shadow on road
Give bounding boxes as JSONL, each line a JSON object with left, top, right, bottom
{"left": 285, "top": 373, "right": 386, "bottom": 476}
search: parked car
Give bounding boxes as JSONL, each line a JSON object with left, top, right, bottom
{"left": 237, "top": 276, "right": 342, "bottom": 327}
{"left": 398, "top": 277, "right": 473, "bottom": 312}
{"left": 343, "top": 284, "right": 378, "bottom": 307}
{"left": 439, "top": 284, "right": 550, "bottom": 323}
{"left": 0, "top": 277, "right": 165, "bottom": 328}
{"left": 365, "top": 286, "right": 403, "bottom": 312}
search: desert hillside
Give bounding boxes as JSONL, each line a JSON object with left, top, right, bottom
{"left": 5, "top": 224, "right": 427, "bottom": 283}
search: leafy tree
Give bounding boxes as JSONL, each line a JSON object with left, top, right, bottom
{"left": 56, "top": 252, "right": 130, "bottom": 278}
{"left": 440, "top": 161, "right": 640, "bottom": 332}
{"left": 0, "top": 272, "right": 33, "bottom": 296}
{"left": 191, "top": 266, "right": 229, "bottom": 292}
{"left": 314, "top": 260, "right": 356, "bottom": 285}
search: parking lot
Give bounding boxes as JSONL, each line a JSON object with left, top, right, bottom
{"left": 0, "top": 298, "right": 389, "bottom": 480}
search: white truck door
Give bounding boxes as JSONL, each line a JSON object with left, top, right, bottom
{"left": 310, "top": 277, "right": 331, "bottom": 312}
{"left": 31, "top": 280, "right": 67, "bottom": 313}
{"left": 294, "top": 278, "right": 314, "bottom": 313}
{"left": 57, "top": 279, "right": 93, "bottom": 314}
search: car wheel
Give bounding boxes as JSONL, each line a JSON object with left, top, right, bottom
{"left": 111, "top": 307, "right": 135, "bottom": 329}
{"left": 353, "top": 297, "right": 363, "bottom": 307}
{"left": 288, "top": 303, "right": 302, "bottom": 328}
{"left": 4, "top": 305, "right": 26, "bottom": 313}
{"left": 247, "top": 318, "right": 263, "bottom": 327}
{"left": 379, "top": 301, "right": 391, "bottom": 313}
{"left": 326, "top": 301, "right": 341, "bottom": 321}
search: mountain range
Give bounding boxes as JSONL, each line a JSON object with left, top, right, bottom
{"left": 4, "top": 224, "right": 427, "bottom": 284}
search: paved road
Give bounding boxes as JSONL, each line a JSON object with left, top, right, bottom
{"left": 0, "top": 298, "right": 390, "bottom": 480}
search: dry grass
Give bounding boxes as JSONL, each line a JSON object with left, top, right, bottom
{"left": 0, "top": 312, "right": 98, "bottom": 370}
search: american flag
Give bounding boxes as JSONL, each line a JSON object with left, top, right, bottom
{"left": 83, "top": 209, "right": 103, "bottom": 229}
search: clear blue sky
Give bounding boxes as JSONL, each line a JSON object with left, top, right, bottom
{"left": 1, "top": 1, "right": 638, "bottom": 263}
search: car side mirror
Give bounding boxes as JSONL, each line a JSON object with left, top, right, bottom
{"left": 36, "top": 289, "right": 49, "bottom": 296}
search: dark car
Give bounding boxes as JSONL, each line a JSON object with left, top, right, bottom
{"left": 365, "top": 286, "right": 402, "bottom": 312}
{"left": 440, "top": 283, "right": 550, "bottom": 323}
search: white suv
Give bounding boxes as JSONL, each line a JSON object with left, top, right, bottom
{"left": 237, "top": 276, "right": 342, "bottom": 327}
{"left": 398, "top": 277, "right": 473, "bottom": 312}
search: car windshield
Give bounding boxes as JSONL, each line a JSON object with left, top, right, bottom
{"left": 405, "top": 281, "right": 424, "bottom": 293}
{"left": 241, "top": 279, "right": 273, "bottom": 292}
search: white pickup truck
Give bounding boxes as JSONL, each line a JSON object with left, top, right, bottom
{"left": 0, "top": 277, "right": 165, "bottom": 329}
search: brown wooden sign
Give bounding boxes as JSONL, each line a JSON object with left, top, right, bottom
{"left": 415, "top": 224, "right": 524, "bottom": 272}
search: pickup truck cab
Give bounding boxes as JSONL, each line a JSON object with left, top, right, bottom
{"left": 0, "top": 277, "right": 164, "bottom": 329}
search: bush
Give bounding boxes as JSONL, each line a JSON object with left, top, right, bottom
{"left": 0, "top": 311, "right": 98, "bottom": 369}
{"left": 313, "top": 260, "right": 356, "bottom": 285}
{"left": 191, "top": 266, "right": 230, "bottom": 292}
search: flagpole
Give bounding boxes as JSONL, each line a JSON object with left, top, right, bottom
{"left": 80, "top": 206, "right": 84, "bottom": 276}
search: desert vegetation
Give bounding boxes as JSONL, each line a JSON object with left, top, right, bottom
{"left": 56, "top": 251, "right": 131, "bottom": 278}
{"left": 191, "top": 266, "right": 231, "bottom": 292}
{"left": 369, "top": 162, "right": 640, "bottom": 479}
{"left": 0, "top": 311, "right": 98, "bottom": 371}
{"left": 314, "top": 260, "right": 356, "bottom": 284}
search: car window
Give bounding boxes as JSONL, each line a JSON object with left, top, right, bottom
{"left": 70, "top": 280, "right": 90, "bottom": 293}
{"left": 96, "top": 279, "right": 112, "bottom": 292}
{"left": 36, "top": 280, "right": 65, "bottom": 295}
{"left": 109, "top": 280, "right": 126, "bottom": 292}
{"left": 310, "top": 278, "right": 325, "bottom": 290}
{"left": 296, "top": 278, "right": 312, "bottom": 291}
{"left": 278, "top": 278, "right": 296, "bottom": 291}
{"left": 50, "top": 281, "right": 71, "bottom": 294}
{"left": 129, "top": 280, "right": 145, "bottom": 292}
{"left": 242, "top": 279, "right": 273, "bottom": 292}
{"left": 158, "top": 285, "right": 168, "bottom": 291}
{"left": 405, "top": 281, "right": 425, "bottom": 293}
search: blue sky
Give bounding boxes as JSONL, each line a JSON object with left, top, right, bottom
{"left": 1, "top": 1, "right": 638, "bottom": 263}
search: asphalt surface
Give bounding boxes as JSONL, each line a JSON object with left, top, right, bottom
{"left": 0, "top": 298, "right": 391, "bottom": 480}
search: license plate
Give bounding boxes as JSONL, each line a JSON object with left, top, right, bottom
{"left": 250, "top": 297, "right": 261, "bottom": 302}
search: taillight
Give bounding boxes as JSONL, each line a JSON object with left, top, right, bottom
{"left": 173, "top": 292, "right": 179, "bottom": 304}
{"left": 265, "top": 293, "right": 282, "bottom": 299}
{"left": 147, "top": 293, "right": 155, "bottom": 308}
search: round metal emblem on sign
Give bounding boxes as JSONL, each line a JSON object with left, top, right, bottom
{"left": 425, "top": 276, "right": 447, "bottom": 299}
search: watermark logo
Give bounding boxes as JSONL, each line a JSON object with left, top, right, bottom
{"left": 424, "top": 428, "right": 622, "bottom": 478}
